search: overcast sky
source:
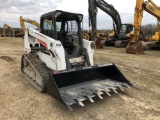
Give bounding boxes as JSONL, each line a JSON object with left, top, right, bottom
{"left": 0, "top": 0, "right": 160, "bottom": 30}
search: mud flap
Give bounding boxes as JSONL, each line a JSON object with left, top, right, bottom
{"left": 47, "top": 64, "right": 132, "bottom": 110}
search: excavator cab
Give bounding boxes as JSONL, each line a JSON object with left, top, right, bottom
{"left": 119, "top": 24, "right": 133, "bottom": 39}
{"left": 113, "top": 24, "right": 133, "bottom": 47}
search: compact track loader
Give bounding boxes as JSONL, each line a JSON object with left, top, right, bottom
{"left": 21, "top": 10, "right": 132, "bottom": 110}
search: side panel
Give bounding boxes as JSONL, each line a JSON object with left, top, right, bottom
{"left": 24, "top": 28, "right": 67, "bottom": 70}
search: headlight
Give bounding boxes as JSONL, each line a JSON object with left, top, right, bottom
{"left": 90, "top": 42, "right": 95, "bottom": 49}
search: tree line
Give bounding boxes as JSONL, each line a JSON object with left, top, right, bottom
{"left": 141, "top": 24, "right": 157, "bottom": 37}
{"left": 83, "top": 23, "right": 158, "bottom": 37}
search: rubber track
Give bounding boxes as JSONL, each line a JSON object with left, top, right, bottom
{"left": 22, "top": 53, "right": 50, "bottom": 92}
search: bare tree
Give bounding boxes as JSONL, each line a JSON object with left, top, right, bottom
{"left": 141, "top": 24, "right": 157, "bottom": 37}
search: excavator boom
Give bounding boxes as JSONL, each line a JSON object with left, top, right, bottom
{"left": 19, "top": 16, "right": 40, "bottom": 35}
{"left": 88, "top": 0, "right": 122, "bottom": 38}
{"left": 1, "top": 24, "right": 16, "bottom": 37}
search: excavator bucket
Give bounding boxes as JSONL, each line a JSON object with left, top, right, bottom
{"left": 95, "top": 39, "right": 106, "bottom": 49}
{"left": 47, "top": 64, "right": 132, "bottom": 110}
{"left": 1, "top": 34, "right": 5, "bottom": 37}
{"left": 126, "top": 40, "right": 144, "bottom": 54}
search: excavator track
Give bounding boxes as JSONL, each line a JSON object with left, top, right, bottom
{"left": 21, "top": 52, "right": 50, "bottom": 92}
{"left": 114, "top": 40, "right": 128, "bottom": 48}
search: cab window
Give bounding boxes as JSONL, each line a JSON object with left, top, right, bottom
{"left": 56, "top": 22, "right": 61, "bottom": 31}
{"left": 43, "top": 18, "right": 53, "bottom": 30}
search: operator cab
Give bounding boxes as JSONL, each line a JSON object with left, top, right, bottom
{"left": 119, "top": 24, "right": 133, "bottom": 39}
{"left": 40, "top": 10, "right": 83, "bottom": 57}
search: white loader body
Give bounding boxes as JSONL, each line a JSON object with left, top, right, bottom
{"left": 24, "top": 28, "right": 94, "bottom": 71}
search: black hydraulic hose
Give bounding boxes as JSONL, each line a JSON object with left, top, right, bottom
{"left": 64, "top": 50, "right": 71, "bottom": 70}
{"left": 83, "top": 48, "right": 91, "bottom": 66}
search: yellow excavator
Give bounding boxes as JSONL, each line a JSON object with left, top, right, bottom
{"left": 81, "top": 31, "right": 90, "bottom": 40}
{"left": 82, "top": 30, "right": 105, "bottom": 40}
{"left": 150, "top": 20, "right": 160, "bottom": 47}
{"left": 96, "top": 30, "right": 105, "bottom": 38}
{"left": 1, "top": 24, "right": 21, "bottom": 37}
{"left": 126, "top": 0, "right": 160, "bottom": 54}
{"left": 151, "top": 31, "right": 160, "bottom": 41}
{"left": 19, "top": 16, "right": 40, "bottom": 35}
{"left": 108, "top": 30, "right": 115, "bottom": 38}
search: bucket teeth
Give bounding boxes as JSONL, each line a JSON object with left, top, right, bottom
{"left": 105, "top": 91, "right": 111, "bottom": 96}
{"left": 123, "top": 84, "right": 130, "bottom": 88}
{"left": 97, "top": 91, "right": 103, "bottom": 99}
{"left": 119, "top": 87, "right": 124, "bottom": 91}
{"left": 112, "top": 88, "right": 118, "bottom": 93}
{"left": 78, "top": 101, "right": 84, "bottom": 107}
{"left": 81, "top": 91, "right": 95, "bottom": 103}
{"left": 76, "top": 99, "right": 85, "bottom": 107}
{"left": 57, "top": 78, "right": 131, "bottom": 110}
{"left": 121, "top": 87, "right": 125, "bottom": 91}
{"left": 87, "top": 96, "right": 94, "bottom": 103}
{"left": 100, "top": 88, "right": 111, "bottom": 96}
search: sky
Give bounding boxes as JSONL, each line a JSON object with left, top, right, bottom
{"left": 0, "top": 0, "right": 160, "bottom": 30}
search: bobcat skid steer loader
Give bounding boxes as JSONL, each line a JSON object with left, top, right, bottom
{"left": 21, "top": 10, "right": 132, "bottom": 110}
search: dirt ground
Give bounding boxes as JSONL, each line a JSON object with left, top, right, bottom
{"left": 0, "top": 37, "right": 160, "bottom": 120}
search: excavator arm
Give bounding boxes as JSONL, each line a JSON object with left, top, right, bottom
{"left": 1, "top": 24, "right": 7, "bottom": 37}
{"left": 126, "top": 0, "right": 160, "bottom": 54}
{"left": 19, "top": 16, "right": 40, "bottom": 33}
{"left": 88, "top": 0, "right": 122, "bottom": 39}
{"left": 1, "top": 24, "right": 16, "bottom": 37}
{"left": 145, "top": 0, "right": 160, "bottom": 42}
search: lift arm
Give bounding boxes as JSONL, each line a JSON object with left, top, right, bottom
{"left": 126, "top": 0, "right": 160, "bottom": 54}
{"left": 88, "top": 0, "right": 122, "bottom": 39}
